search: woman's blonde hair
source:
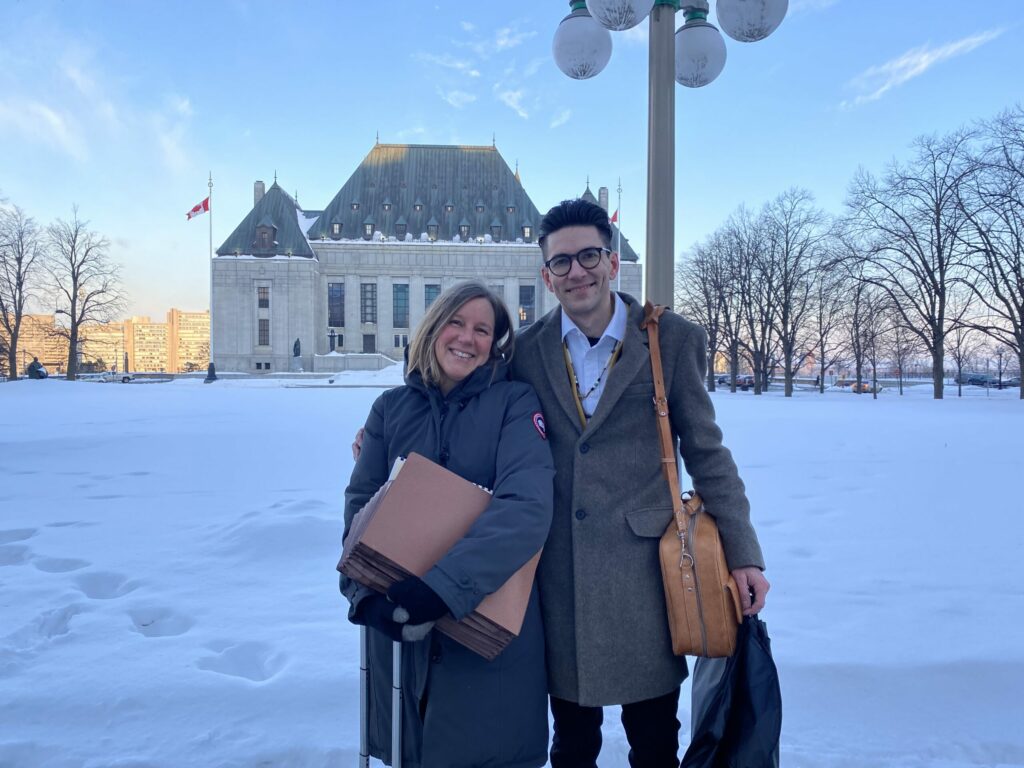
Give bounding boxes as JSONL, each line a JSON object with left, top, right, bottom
{"left": 406, "top": 280, "right": 515, "bottom": 388}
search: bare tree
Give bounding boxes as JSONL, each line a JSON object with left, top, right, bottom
{"left": 730, "top": 207, "right": 778, "bottom": 394}
{"left": 764, "top": 188, "right": 827, "bottom": 396}
{"left": 885, "top": 314, "right": 923, "bottom": 396}
{"left": 810, "top": 247, "right": 850, "bottom": 393}
{"left": 958, "top": 106, "right": 1024, "bottom": 399}
{"left": 0, "top": 204, "right": 45, "bottom": 380}
{"left": 845, "top": 130, "right": 977, "bottom": 398}
{"left": 676, "top": 232, "right": 730, "bottom": 390}
{"left": 45, "top": 208, "right": 125, "bottom": 380}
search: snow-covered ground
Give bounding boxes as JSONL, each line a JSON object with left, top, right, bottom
{"left": 1, "top": 373, "right": 1022, "bottom": 768}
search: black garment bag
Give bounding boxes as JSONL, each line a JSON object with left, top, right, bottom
{"left": 681, "top": 615, "right": 782, "bottom": 768}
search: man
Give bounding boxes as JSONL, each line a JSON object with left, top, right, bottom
{"left": 510, "top": 198, "right": 768, "bottom": 768}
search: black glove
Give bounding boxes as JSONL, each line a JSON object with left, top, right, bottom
{"left": 353, "top": 594, "right": 407, "bottom": 642}
{"left": 387, "top": 576, "right": 450, "bottom": 625}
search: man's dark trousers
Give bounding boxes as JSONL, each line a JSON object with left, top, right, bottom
{"left": 549, "top": 687, "right": 681, "bottom": 768}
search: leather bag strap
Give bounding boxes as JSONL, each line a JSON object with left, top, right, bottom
{"left": 641, "top": 301, "right": 688, "bottom": 535}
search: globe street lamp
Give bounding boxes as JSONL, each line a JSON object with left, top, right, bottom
{"left": 553, "top": 0, "right": 787, "bottom": 308}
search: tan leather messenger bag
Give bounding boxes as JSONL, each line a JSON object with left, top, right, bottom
{"left": 641, "top": 302, "right": 743, "bottom": 658}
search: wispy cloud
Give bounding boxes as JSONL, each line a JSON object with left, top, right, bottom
{"left": 841, "top": 29, "right": 1004, "bottom": 109}
{"left": 460, "top": 21, "right": 475, "bottom": 32}
{"left": 496, "top": 89, "right": 528, "bottom": 119}
{"left": 0, "top": 99, "right": 88, "bottom": 161}
{"left": 494, "top": 26, "right": 536, "bottom": 52}
{"left": 459, "top": 23, "right": 537, "bottom": 58}
{"left": 523, "top": 57, "right": 546, "bottom": 77}
{"left": 790, "top": 0, "right": 839, "bottom": 12}
{"left": 437, "top": 88, "right": 477, "bottom": 109}
{"left": 167, "top": 95, "right": 193, "bottom": 117}
{"left": 413, "top": 52, "right": 480, "bottom": 77}
{"left": 550, "top": 109, "right": 571, "bottom": 129}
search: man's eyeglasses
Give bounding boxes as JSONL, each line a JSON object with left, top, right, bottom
{"left": 544, "top": 247, "right": 610, "bottom": 277}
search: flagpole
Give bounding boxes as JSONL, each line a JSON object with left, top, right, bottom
{"left": 616, "top": 177, "right": 622, "bottom": 292}
{"left": 208, "top": 171, "right": 214, "bottom": 366}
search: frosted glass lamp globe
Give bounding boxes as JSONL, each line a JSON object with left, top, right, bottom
{"left": 553, "top": 5, "right": 613, "bottom": 80}
{"left": 585, "top": 0, "right": 655, "bottom": 31}
{"left": 674, "top": 19, "right": 727, "bottom": 88}
{"left": 715, "top": 0, "right": 788, "bottom": 42}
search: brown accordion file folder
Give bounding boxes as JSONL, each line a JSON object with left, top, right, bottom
{"left": 338, "top": 452, "right": 541, "bottom": 660}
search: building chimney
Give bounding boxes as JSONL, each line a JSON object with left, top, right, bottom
{"left": 254, "top": 180, "right": 266, "bottom": 207}
{"left": 598, "top": 186, "right": 609, "bottom": 212}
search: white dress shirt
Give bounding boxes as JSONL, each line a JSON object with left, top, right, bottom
{"left": 560, "top": 294, "right": 628, "bottom": 417}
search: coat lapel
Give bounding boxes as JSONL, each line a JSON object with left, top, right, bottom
{"left": 535, "top": 308, "right": 584, "bottom": 435}
{"left": 582, "top": 296, "right": 649, "bottom": 438}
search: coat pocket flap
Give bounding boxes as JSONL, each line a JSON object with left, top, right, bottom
{"left": 625, "top": 506, "right": 674, "bottom": 537}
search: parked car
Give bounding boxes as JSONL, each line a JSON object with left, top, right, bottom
{"left": 101, "top": 371, "right": 134, "bottom": 383}
{"left": 965, "top": 373, "right": 999, "bottom": 387}
{"left": 1005, "top": 376, "right": 1021, "bottom": 388}
{"left": 737, "top": 374, "right": 756, "bottom": 391}
{"left": 849, "top": 381, "right": 881, "bottom": 393}
{"left": 715, "top": 374, "right": 730, "bottom": 385}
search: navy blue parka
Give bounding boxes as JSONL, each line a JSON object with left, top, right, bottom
{"left": 342, "top": 359, "right": 554, "bottom": 768}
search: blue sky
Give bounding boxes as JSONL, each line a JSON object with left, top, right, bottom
{"left": 1, "top": 0, "right": 1022, "bottom": 320}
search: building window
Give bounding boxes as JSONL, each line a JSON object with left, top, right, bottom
{"left": 363, "top": 223, "right": 374, "bottom": 239}
{"left": 414, "top": 202, "right": 423, "bottom": 212}
{"left": 506, "top": 205, "right": 515, "bottom": 214}
{"left": 265, "top": 361, "right": 271, "bottom": 370}
{"left": 257, "top": 286, "right": 270, "bottom": 309}
{"left": 518, "top": 285, "right": 535, "bottom": 327}
{"left": 336, "top": 334, "right": 344, "bottom": 349}
{"left": 490, "top": 224, "right": 502, "bottom": 241}
{"left": 363, "top": 334, "right": 376, "bottom": 353}
{"left": 444, "top": 202, "right": 454, "bottom": 213}
{"left": 258, "top": 318, "right": 270, "bottom": 346}
{"left": 459, "top": 224, "right": 470, "bottom": 240}
{"left": 361, "top": 283, "right": 377, "bottom": 324}
{"left": 425, "top": 283, "right": 441, "bottom": 310}
{"left": 258, "top": 230, "right": 271, "bottom": 249}
{"left": 395, "top": 223, "right": 407, "bottom": 239}
{"left": 475, "top": 201, "right": 485, "bottom": 213}
{"left": 382, "top": 198, "right": 392, "bottom": 212}
{"left": 393, "top": 284, "right": 409, "bottom": 328}
{"left": 427, "top": 224, "right": 438, "bottom": 241}
{"left": 522, "top": 225, "right": 532, "bottom": 241}
{"left": 351, "top": 201, "right": 360, "bottom": 211}
{"left": 255, "top": 362, "right": 262, "bottom": 370}
{"left": 393, "top": 333, "right": 409, "bottom": 348}
{"left": 328, "top": 283, "right": 345, "bottom": 327}
{"left": 331, "top": 222, "right": 342, "bottom": 237}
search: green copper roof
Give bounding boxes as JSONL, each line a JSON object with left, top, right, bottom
{"left": 216, "top": 182, "right": 315, "bottom": 258}
{"left": 306, "top": 144, "right": 545, "bottom": 244}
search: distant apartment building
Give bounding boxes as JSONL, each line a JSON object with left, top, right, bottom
{"left": 80, "top": 321, "right": 128, "bottom": 370}
{"left": 167, "top": 310, "right": 210, "bottom": 372}
{"left": 124, "top": 316, "right": 169, "bottom": 373}
{"left": 2, "top": 314, "right": 69, "bottom": 374}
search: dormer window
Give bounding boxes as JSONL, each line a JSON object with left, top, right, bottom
{"left": 331, "top": 222, "right": 342, "bottom": 238}
{"left": 490, "top": 222, "right": 502, "bottom": 241}
{"left": 363, "top": 215, "right": 376, "bottom": 240}
{"left": 413, "top": 201, "right": 424, "bottom": 212}
{"left": 459, "top": 223, "right": 470, "bottom": 240}
{"left": 258, "top": 230, "right": 271, "bottom": 249}
{"left": 506, "top": 205, "right": 515, "bottom": 214}
{"left": 522, "top": 225, "right": 532, "bottom": 241}
{"left": 351, "top": 201, "right": 360, "bottom": 211}
{"left": 444, "top": 201, "right": 454, "bottom": 213}
{"left": 254, "top": 216, "right": 276, "bottom": 251}
{"left": 475, "top": 201, "right": 485, "bottom": 213}
{"left": 395, "top": 216, "right": 408, "bottom": 240}
{"left": 382, "top": 197, "right": 392, "bottom": 212}
{"left": 426, "top": 217, "right": 439, "bottom": 241}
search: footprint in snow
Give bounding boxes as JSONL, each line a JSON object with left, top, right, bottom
{"left": 3, "top": 603, "right": 88, "bottom": 650}
{"left": 0, "top": 545, "right": 32, "bottom": 567}
{"left": 74, "top": 571, "right": 141, "bottom": 600}
{"left": 196, "top": 641, "right": 286, "bottom": 682}
{"left": 128, "top": 606, "right": 194, "bottom": 638}
{"left": 0, "top": 528, "right": 37, "bottom": 545}
{"left": 33, "top": 557, "right": 90, "bottom": 573}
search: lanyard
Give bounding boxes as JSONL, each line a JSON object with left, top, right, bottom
{"left": 562, "top": 339, "right": 623, "bottom": 428}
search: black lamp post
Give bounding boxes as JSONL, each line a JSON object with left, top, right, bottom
{"left": 328, "top": 328, "right": 337, "bottom": 352}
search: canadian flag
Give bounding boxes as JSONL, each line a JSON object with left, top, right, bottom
{"left": 609, "top": 209, "right": 619, "bottom": 225}
{"left": 186, "top": 197, "right": 210, "bottom": 220}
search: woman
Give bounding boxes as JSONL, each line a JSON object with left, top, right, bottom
{"left": 341, "top": 280, "right": 554, "bottom": 768}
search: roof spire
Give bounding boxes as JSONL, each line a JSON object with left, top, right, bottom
{"left": 492, "top": 132, "right": 496, "bottom": 148}
{"left": 514, "top": 159, "right": 521, "bottom": 184}
{"left": 295, "top": 189, "right": 299, "bottom": 206}
{"left": 274, "top": 170, "right": 277, "bottom": 184}
{"left": 376, "top": 130, "right": 379, "bottom": 145}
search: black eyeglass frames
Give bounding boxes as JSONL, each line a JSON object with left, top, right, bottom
{"left": 543, "top": 247, "right": 610, "bottom": 277}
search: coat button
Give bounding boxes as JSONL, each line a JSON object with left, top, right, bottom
{"left": 579, "top": 443, "right": 589, "bottom": 454}
{"left": 575, "top": 508, "right": 587, "bottom": 520}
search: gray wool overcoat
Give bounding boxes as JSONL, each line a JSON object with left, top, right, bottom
{"left": 510, "top": 293, "right": 765, "bottom": 707}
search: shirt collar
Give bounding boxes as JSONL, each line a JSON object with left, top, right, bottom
{"left": 560, "top": 292, "right": 628, "bottom": 345}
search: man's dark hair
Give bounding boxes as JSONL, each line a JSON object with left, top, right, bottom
{"left": 538, "top": 198, "right": 613, "bottom": 256}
